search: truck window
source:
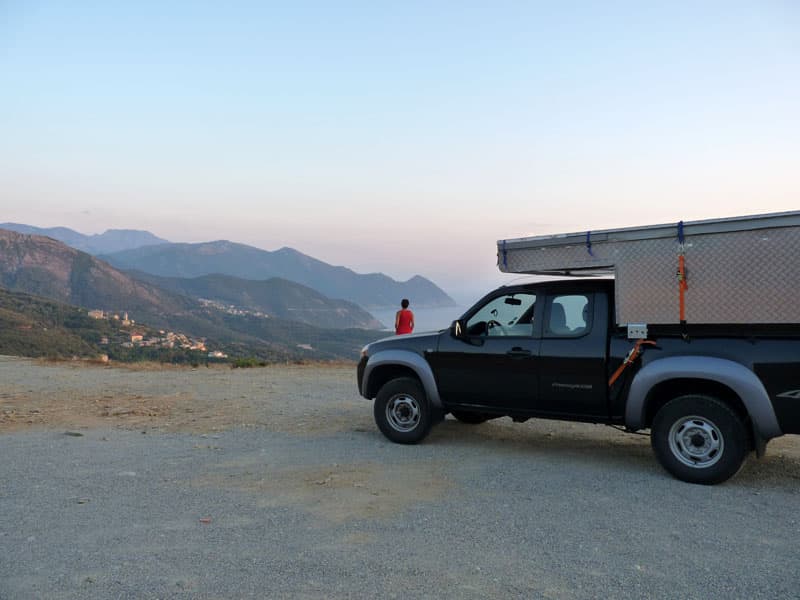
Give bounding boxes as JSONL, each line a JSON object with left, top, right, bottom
{"left": 465, "top": 293, "right": 537, "bottom": 337}
{"left": 545, "top": 294, "right": 591, "bottom": 337}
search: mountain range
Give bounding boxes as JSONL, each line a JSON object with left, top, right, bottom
{"left": 0, "top": 229, "right": 384, "bottom": 360}
{"left": 0, "top": 230, "right": 190, "bottom": 319}
{"left": 0, "top": 223, "right": 454, "bottom": 309}
{"left": 0, "top": 223, "right": 167, "bottom": 255}
{"left": 101, "top": 242, "right": 453, "bottom": 309}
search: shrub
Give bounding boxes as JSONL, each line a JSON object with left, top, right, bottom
{"left": 231, "top": 357, "right": 266, "bottom": 369}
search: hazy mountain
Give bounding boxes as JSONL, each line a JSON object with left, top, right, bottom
{"left": 2, "top": 223, "right": 456, "bottom": 309}
{"left": 0, "top": 223, "right": 168, "bottom": 254}
{"left": 128, "top": 271, "right": 385, "bottom": 329}
{"left": 0, "top": 229, "right": 192, "bottom": 318}
{"left": 102, "top": 241, "right": 456, "bottom": 309}
{"left": 0, "top": 230, "right": 384, "bottom": 360}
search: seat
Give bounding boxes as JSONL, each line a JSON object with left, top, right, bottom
{"left": 548, "top": 303, "right": 572, "bottom": 335}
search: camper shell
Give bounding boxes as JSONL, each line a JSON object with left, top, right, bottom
{"left": 497, "top": 211, "right": 800, "bottom": 328}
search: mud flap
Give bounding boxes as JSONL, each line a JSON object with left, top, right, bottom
{"left": 753, "top": 426, "right": 767, "bottom": 458}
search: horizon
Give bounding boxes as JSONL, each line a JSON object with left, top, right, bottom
{"left": 2, "top": 2, "right": 798, "bottom": 301}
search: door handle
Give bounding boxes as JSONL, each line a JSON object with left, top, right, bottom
{"left": 506, "top": 348, "right": 532, "bottom": 358}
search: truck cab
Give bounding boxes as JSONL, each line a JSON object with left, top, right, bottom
{"left": 429, "top": 279, "right": 611, "bottom": 421}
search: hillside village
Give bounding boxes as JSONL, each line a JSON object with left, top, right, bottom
{"left": 87, "top": 309, "right": 226, "bottom": 358}
{"left": 197, "top": 298, "right": 269, "bottom": 319}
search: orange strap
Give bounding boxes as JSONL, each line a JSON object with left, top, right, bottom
{"left": 677, "top": 254, "right": 688, "bottom": 322}
{"left": 608, "top": 339, "right": 657, "bottom": 387}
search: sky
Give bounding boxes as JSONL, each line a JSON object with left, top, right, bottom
{"left": 1, "top": 1, "right": 798, "bottom": 303}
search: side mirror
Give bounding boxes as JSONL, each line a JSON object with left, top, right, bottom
{"left": 450, "top": 319, "right": 464, "bottom": 338}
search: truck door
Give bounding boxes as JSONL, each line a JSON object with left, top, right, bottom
{"left": 537, "top": 292, "right": 609, "bottom": 418}
{"left": 431, "top": 290, "right": 540, "bottom": 411}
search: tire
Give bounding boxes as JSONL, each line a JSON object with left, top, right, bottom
{"left": 374, "top": 377, "right": 434, "bottom": 444}
{"left": 451, "top": 411, "right": 490, "bottom": 425}
{"left": 651, "top": 394, "right": 749, "bottom": 485}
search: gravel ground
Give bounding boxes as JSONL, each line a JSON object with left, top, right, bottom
{"left": 1, "top": 356, "right": 799, "bottom": 599}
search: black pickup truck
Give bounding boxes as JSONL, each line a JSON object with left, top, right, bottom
{"left": 357, "top": 279, "right": 800, "bottom": 484}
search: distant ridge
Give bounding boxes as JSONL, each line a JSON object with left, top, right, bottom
{"left": 101, "top": 241, "right": 456, "bottom": 309}
{"left": 0, "top": 223, "right": 168, "bottom": 255}
{"left": 4, "top": 223, "right": 456, "bottom": 310}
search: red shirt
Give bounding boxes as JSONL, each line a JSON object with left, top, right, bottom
{"left": 395, "top": 309, "right": 414, "bottom": 334}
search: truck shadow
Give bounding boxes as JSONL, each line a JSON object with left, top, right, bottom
{"left": 423, "top": 417, "right": 800, "bottom": 490}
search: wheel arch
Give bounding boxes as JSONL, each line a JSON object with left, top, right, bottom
{"left": 625, "top": 356, "right": 782, "bottom": 443}
{"left": 642, "top": 378, "right": 748, "bottom": 429}
{"left": 362, "top": 350, "right": 442, "bottom": 409}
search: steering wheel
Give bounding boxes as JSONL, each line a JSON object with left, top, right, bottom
{"left": 486, "top": 319, "right": 506, "bottom": 336}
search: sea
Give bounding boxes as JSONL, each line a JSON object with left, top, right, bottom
{"left": 370, "top": 305, "right": 467, "bottom": 333}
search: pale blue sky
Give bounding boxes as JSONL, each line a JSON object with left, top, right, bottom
{"left": 1, "top": 1, "right": 798, "bottom": 301}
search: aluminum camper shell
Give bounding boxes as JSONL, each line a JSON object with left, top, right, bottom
{"left": 497, "top": 211, "right": 800, "bottom": 326}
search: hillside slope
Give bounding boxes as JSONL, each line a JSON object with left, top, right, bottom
{"left": 0, "top": 229, "right": 192, "bottom": 321}
{"left": 129, "top": 272, "right": 385, "bottom": 329}
{"left": 0, "top": 287, "right": 102, "bottom": 358}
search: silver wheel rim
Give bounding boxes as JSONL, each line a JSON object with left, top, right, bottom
{"left": 385, "top": 393, "right": 421, "bottom": 432}
{"left": 668, "top": 415, "right": 724, "bottom": 469}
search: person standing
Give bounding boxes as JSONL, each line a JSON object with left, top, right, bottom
{"left": 395, "top": 298, "right": 414, "bottom": 335}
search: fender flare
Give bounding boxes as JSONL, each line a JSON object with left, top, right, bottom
{"left": 363, "top": 350, "right": 442, "bottom": 409}
{"left": 625, "top": 355, "right": 782, "bottom": 440}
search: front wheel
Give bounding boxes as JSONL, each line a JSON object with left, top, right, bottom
{"left": 374, "top": 377, "right": 434, "bottom": 444}
{"left": 651, "top": 394, "right": 749, "bottom": 485}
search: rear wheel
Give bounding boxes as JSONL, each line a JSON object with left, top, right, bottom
{"left": 451, "top": 411, "right": 490, "bottom": 425}
{"left": 651, "top": 394, "right": 749, "bottom": 485}
{"left": 374, "top": 377, "right": 433, "bottom": 444}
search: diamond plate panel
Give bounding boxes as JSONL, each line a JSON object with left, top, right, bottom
{"left": 500, "top": 226, "right": 800, "bottom": 324}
